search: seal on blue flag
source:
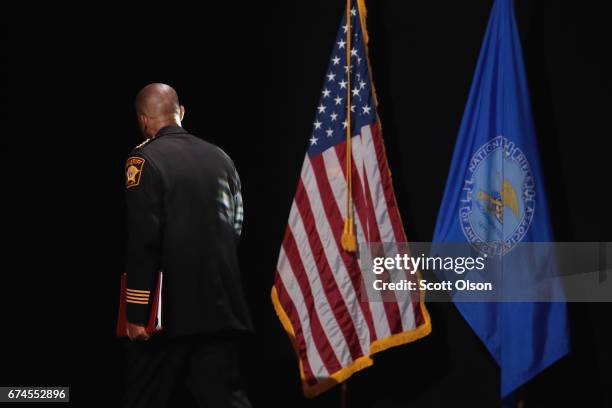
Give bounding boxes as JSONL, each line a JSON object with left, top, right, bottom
{"left": 459, "top": 135, "right": 535, "bottom": 256}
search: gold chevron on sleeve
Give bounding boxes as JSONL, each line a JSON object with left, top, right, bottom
{"left": 126, "top": 288, "right": 151, "bottom": 294}
{"left": 126, "top": 292, "right": 149, "bottom": 299}
{"left": 126, "top": 288, "right": 150, "bottom": 304}
{"left": 126, "top": 298, "right": 149, "bottom": 304}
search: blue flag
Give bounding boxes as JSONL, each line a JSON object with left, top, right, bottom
{"left": 432, "top": 0, "right": 569, "bottom": 398}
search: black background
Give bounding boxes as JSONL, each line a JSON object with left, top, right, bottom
{"left": 2, "top": 0, "right": 612, "bottom": 406}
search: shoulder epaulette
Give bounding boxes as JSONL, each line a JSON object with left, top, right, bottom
{"left": 135, "top": 138, "right": 152, "bottom": 149}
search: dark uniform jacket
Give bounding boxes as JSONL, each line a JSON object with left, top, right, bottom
{"left": 124, "top": 125, "right": 253, "bottom": 337}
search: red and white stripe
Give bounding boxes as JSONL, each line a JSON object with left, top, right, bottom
{"left": 273, "top": 122, "right": 428, "bottom": 393}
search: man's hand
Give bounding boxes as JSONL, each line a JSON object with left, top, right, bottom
{"left": 127, "top": 322, "right": 150, "bottom": 341}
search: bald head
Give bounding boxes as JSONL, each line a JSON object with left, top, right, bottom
{"left": 135, "top": 83, "right": 185, "bottom": 139}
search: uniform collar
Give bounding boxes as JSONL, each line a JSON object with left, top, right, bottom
{"left": 154, "top": 124, "right": 188, "bottom": 139}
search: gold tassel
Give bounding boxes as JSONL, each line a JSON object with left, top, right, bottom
{"left": 341, "top": 217, "right": 357, "bottom": 252}
{"left": 340, "top": 0, "right": 357, "bottom": 254}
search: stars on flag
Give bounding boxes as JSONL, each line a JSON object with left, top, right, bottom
{"left": 307, "top": 7, "right": 376, "bottom": 155}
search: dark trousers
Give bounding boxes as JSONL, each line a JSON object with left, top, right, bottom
{"left": 123, "top": 333, "right": 252, "bottom": 408}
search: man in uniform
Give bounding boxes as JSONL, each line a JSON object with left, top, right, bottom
{"left": 122, "top": 83, "right": 253, "bottom": 408}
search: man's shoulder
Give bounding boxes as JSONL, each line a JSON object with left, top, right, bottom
{"left": 129, "top": 133, "right": 177, "bottom": 161}
{"left": 129, "top": 130, "right": 235, "bottom": 169}
{"left": 182, "top": 133, "right": 236, "bottom": 168}
{"left": 128, "top": 137, "right": 156, "bottom": 157}
{"left": 209, "top": 142, "right": 234, "bottom": 165}
{"left": 126, "top": 138, "right": 162, "bottom": 175}
{"left": 134, "top": 138, "right": 153, "bottom": 150}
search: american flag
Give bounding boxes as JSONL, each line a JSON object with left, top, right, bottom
{"left": 272, "top": 0, "right": 431, "bottom": 397}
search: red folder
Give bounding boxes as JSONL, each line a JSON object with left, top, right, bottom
{"left": 116, "top": 272, "right": 163, "bottom": 336}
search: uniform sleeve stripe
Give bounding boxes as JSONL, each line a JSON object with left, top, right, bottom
{"left": 126, "top": 294, "right": 149, "bottom": 300}
{"left": 125, "top": 292, "right": 150, "bottom": 299}
{"left": 126, "top": 288, "right": 151, "bottom": 294}
{"left": 126, "top": 299, "right": 149, "bottom": 305}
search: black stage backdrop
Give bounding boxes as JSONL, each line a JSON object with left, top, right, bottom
{"left": 2, "top": 1, "right": 611, "bottom": 407}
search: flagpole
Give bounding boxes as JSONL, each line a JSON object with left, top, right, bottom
{"left": 342, "top": 3, "right": 354, "bottom": 405}
{"left": 341, "top": 0, "right": 357, "bottom": 252}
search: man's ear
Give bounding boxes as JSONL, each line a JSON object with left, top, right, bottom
{"left": 179, "top": 105, "right": 185, "bottom": 122}
{"left": 138, "top": 114, "right": 148, "bottom": 128}
{"left": 138, "top": 114, "right": 149, "bottom": 133}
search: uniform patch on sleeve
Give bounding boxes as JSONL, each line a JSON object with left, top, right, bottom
{"left": 126, "top": 156, "right": 145, "bottom": 188}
